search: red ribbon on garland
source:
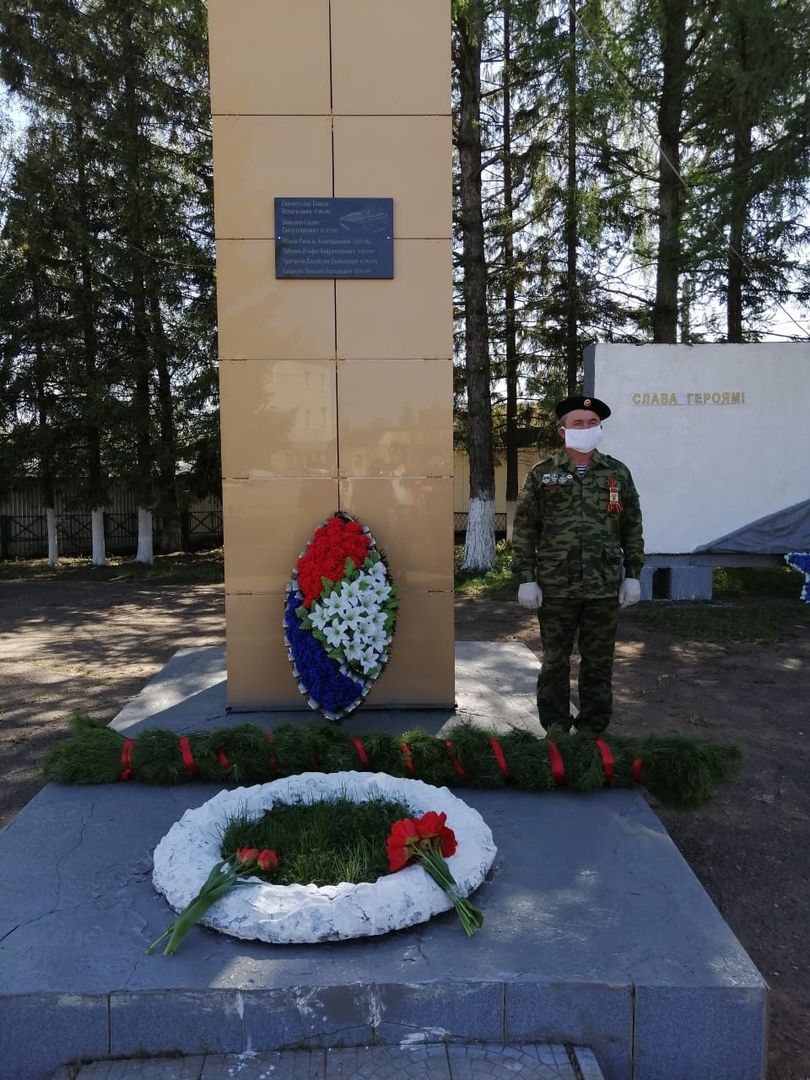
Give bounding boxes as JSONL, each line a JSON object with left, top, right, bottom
{"left": 444, "top": 739, "right": 467, "bottom": 779}
{"left": 489, "top": 736, "right": 510, "bottom": 780}
{"left": 126, "top": 731, "right": 644, "bottom": 788}
{"left": 595, "top": 738, "right": 615, "bottom": 782}
{"left": 351, "top": 737, "right": 370, "bottom": 768}
{"left": 548, "top": 740, "right": 565, "bottom": 785}
{"left": 120, "top": 738, "right": 134, "bottom": 781}
{"left": 178, "top": 736, "right": 198, "bottom": 777}
{"left": 266, "top": 732, "right": 279, "bottom": 774}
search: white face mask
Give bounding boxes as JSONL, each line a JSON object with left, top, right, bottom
{"left": 563, "top": 424, "right": 603, "bottom": 453}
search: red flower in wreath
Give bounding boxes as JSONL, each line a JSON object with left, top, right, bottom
{"left": 234, "top": 847, "right": 259, "bottom": 866}
{"left": 296, "top": 516, "right": 371, "bottom": 608}
{"left": 256, "top": 849, "right": 279, "bottom": 873}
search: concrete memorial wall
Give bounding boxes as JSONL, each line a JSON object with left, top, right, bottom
{"left": 585, "top": 343, "right": 810, "bottom": 595}
{"left": 209, "top": 0, "right": 454, "bottom": 709}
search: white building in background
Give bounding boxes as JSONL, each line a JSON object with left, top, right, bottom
{"left": 586, "top": 342, "right": 810, "bottom": 598}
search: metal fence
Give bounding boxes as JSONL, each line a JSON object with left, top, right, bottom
{"left": 2, "top": 481, "right": 510, "bottom": 557}
{"left": 0, "top": 508, "right": 223, "bottom": 560}
{"left": 454, "top": 512, "right": 507, "bottom": 535}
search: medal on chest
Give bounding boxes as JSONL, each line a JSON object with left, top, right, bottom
{"left": 606, "top": 477, "right": 622, "bottom": 514}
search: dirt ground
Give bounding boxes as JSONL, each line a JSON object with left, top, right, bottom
{"left": 1, "top": 579, "right": 808, "bottom": 1078}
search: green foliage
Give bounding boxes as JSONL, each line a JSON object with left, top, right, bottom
{"left": 454, "top": 540, "right": 519, "bottom": 599}
{"left": 42, "top": 718, "right": 742, "bottom": 810}
{"left": 219, "top": 796, "right": 411, "bottom": 887}
{"left": 0, "top": 0, "right": 216, "bottom": 531}
{"left": 713, "top": 566, "right": 803, "bottom": 599}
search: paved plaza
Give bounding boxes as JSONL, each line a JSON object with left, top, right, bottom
{"left": 53, "top": 1043, "right": 605, "bottom": 1079}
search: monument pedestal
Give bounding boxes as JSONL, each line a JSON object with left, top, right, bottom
{"left": 0, "top": 644, "right": 766, "bottom": 1080}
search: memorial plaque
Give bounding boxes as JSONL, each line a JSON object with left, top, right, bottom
{"left": 275, "top": 197, "right": 394, "bottom": 279}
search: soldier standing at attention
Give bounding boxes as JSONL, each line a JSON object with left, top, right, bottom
{"left": 512, "top": 395, "right": 644, "bottom": 735}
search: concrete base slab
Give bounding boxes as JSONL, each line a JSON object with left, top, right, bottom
{"left": 640, "top": 563, "right": 714, "bottom": 601}
{"left": 0, "top": 644, "right": 766, "bottom": 1080}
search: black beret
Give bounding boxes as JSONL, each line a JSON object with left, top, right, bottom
{"left": 555, "top": 395, "right": 611, "bottom": 421}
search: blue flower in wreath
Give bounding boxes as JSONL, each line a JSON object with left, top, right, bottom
{"left": 785, "top": 552, "right": 810, "bottom": 603}
{"left": 284, "top": 593, "right": 364, "bottom": 714}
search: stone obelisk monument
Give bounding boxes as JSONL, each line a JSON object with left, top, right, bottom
{"left": 209, "top": 0, "right": 454, "bottom": 708}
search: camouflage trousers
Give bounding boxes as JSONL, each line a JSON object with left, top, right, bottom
{"left": 536, "top": 596, "right": 620, "bottom": 735}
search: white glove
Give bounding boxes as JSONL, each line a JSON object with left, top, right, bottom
{"left": 619, "top": 578, "right": 641, "bottom": 608}
{"left": 518, "top": 582, "right": 543, "bottom": 609}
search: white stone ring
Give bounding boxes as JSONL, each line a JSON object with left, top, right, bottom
{"left": 152, "top": 771, "right": 497, "bottom": 943}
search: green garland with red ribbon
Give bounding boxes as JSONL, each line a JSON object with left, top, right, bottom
{"left": 41, "top": 714, "right": 741, "bottom": 810}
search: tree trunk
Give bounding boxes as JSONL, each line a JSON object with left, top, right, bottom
{"left": 503, "top": 5, "right": 519, "bottom": 544}
{"left": 73, "top": 107, "right": 105, "bottom": 513}
{"left": 90, "top": 508, "right": 106, "bottom": 566}
{"left": 455, "top": 0, "right": 496, "bottom": 571}
{"left": 135, "top": 506, "right": 154, "bottom": 565}
{"left": 727, "top": 9, "right": 752, "bottom": 344}
{"left": 122, "top": 40, "right": 154, "bottom": 529}
{"left": 45, "top": 507, "right": 58, "bottom": 568}
{"left": 564, "top": 3, "right": 579, "bottom": 391}
{"left": 680, "top": 275, "right": 693, "bottom": 342}
{"left": 29, "top": 251, "right": 58, "bottom": 567}
{"left": 150, "top": 289, "right": 181, "bottom": 552}
{"left": 653, "top": 0, "right": 688, "bottom": 344}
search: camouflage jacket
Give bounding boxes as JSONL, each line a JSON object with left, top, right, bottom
{"left": 512, "top": 447, "right": 645, "bottom": 599}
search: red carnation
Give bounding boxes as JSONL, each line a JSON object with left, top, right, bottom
{"left": 385, "top": 811, "right": 481, "bottom": 937}
{"left": 385, "top": 817, "right": 421, "bottom": 872}
{"left": 415, "top": 810, "right": 457, "bottom": 858}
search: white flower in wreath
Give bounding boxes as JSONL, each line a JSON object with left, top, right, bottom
{"left": 324, "top": 622, "right": 349, "bottom": 650}
{"left": 309, "top": 607, "right": 331, "bottom": 632}
{"left": 367, "top": 630, "right": 389, "bottom": 653}
{"left": 320, "top": 591, "right": 344, "bottom": 618}
{"left": 343, "top": 639, "right": 364, "bottom": 665}
{"left": 336, "top": 599, "right": 358, "bottom": 618}
{"left": 369, "top": 582, "right": 392, "bottom": 604}
{"left": 359, "top": 644, "right": 382, "bottom": 673}
{"left": 343, "top": 578, "right": 363, "bottom": 600}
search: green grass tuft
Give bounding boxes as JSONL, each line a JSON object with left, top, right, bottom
{"left": 454, "top": 540, "right": 519, "bottom": 599}
{"left": 628, "top": 598, "right": 810, "bottom": 644}
{"left": 219, "top": 795, "right": 411, "bottom": 887}
{"left": 713, "top": 565, "right": 803, "bottom": 598}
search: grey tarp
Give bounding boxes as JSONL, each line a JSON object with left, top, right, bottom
{"left": 695, "top": 498, "right": 810, "bottom": 554}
